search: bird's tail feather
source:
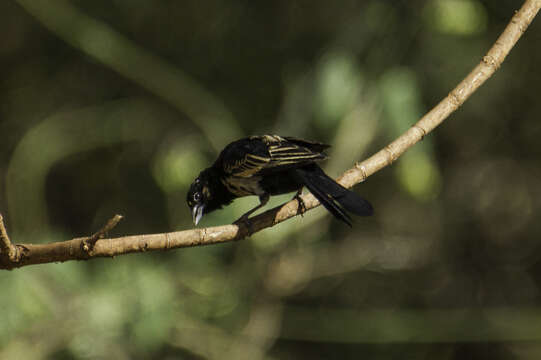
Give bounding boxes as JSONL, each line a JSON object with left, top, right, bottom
{"left": 295, "top": 165, "right": 373, "bottom": 226}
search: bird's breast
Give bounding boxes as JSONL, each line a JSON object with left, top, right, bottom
{"left": 221, "top": 175, "right": 264, "bottom": 197}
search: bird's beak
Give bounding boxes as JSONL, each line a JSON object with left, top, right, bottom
{"left": 192, "top": 204, "right": 205, "bottom": 225}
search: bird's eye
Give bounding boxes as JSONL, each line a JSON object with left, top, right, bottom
{"left": 194, "top": 193, "right": 202, "bottom": 202}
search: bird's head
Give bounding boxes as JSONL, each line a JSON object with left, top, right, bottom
{"left": 186, "top": 173, "right": 212, "bottom": 225}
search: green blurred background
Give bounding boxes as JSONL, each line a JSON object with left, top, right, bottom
{"left": 1, "top": 0, "right": 541, "bottom": 359}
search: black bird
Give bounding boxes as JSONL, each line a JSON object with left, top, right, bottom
{"left": 187, "top": 135, "right": 373, "bottom": 226}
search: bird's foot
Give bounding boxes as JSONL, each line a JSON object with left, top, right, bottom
{"left": 293, "top": 192, "right": 307, "bottom": 217}
{"left": 233, "top": 215, "right": 255, "bottom": 235}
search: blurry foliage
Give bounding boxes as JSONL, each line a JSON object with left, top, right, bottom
{"left": 1, "top": 0, "right": 541, "bottom": 359}
{"left": 380, "top": 67, "right": 442, "bottom": 201}
{"left": 425, "top": 0, "right": 488, "bottom": 35}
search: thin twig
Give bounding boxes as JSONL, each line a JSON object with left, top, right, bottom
{"left": 1, "top": 0, "right": 539, "bottom": 270}
{"left": 82, "top": 214, "right": 124, "bottom": 253}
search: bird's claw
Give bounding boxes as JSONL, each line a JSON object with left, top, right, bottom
{"left": 294, "top": 193, "right": 307, "bottom": 217}
{"left": 233, "top": 215, "right": 255, "bottom": 235}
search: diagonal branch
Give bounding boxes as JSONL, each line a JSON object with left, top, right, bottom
{"left": 1, "top": 0, "right": 539, "bottom": 270}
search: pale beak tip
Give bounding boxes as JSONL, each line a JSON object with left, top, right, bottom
{"left": 192, "top": 204, "right": 204, "bottom": 226}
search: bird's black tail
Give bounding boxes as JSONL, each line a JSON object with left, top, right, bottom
{"left": 295, "top": 165, "right": 373, "bottom": 226}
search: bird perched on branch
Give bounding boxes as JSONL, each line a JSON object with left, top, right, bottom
{"left": 187, "top": 135, "right": 373, "bottom": 226}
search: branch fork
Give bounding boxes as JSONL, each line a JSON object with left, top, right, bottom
{"left": 0, "top": 214, "right": 22, "bottom": 265}
{"left": 82, "top": 214, "right": 124, "bottom": 253}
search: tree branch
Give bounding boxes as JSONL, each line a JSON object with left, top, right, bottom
{"left": 1, "top": 0, "right": 539, "bottom": 270}
{"left": 0, "top": 214, "right": 21, "bottom": 263}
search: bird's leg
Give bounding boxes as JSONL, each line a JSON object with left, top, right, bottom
{"left": 234, "top": 193, "right": 270, "bottom": 233}
{"left": 292, "top": 188, "right": 306, "bottom": 216}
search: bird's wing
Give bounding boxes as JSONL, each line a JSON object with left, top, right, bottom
{"left": 219, "top": 135, "right": 328, "bottom": 177}
{"left": 219, "top": 137, "right": 272, "bottom": 177}
{"left": 265, "top": 135, "right": 327, "bottom": 168}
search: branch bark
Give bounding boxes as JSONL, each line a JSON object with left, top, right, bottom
{"left": 0, "top": 214, "right": 21, "bottom": 263}
{"left": 1, "top": 0, "right": 540, "bottom": 270}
